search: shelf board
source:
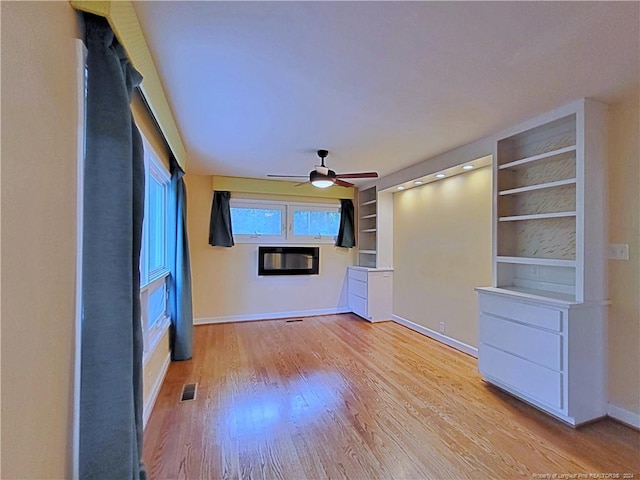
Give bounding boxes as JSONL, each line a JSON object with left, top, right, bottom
{"left": 498, "top": 178, "right": 577, "bottom": 196}
{"left": 360, "top": 199, "right": 377, "bottom": 206}
{"left": 496, "top": 256, "right": 576, "bottom": 267}
{"left": 360, "top": 213, "right": 377, "bottom": 219}
{"left": 360, "top": 228, "right": 377, "bottom": 233}
{"left": 359, "top": 250, "right": 377, "bottom": 255}
{"left": 499, "top": 145, "right": 576, "bottom": 170}
{"left": 498, "top": 211, "right": 576, "bottom": 222}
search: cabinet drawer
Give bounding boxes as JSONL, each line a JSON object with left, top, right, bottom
{"left": 348, "top": 278, "right": 368, "bottom": 299}
{"left": 348, "top": 268, "right": 368, "bottom": 282}
{"left": 480, "top": 314, "right": 562, "bottom": 371}
{"left": 478, "top": 295, "right": 562, "bottom": 332}
{"left": 349, "top": 294, "right": 367, "bottom": 319}
{"left": 479, "top": 343, "right": 562, "bottom": 409}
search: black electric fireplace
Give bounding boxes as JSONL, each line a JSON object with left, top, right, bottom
{"left": 258, "top": 246, "right": 320, "bottom": 276}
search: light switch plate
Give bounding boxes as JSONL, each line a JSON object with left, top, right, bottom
{"left": 608, "top": 243, "right": 629, "bottom": 260}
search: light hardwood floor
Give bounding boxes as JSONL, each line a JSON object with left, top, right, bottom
{"left": 143, "top": 314, "right": 640, "bottom": 479}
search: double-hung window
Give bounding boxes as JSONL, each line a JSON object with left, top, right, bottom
{"left": 230, "top": 199, "right": 340, "bottom": 244}
{"left": 140, "top": 136, "right": 171, "bottom": 354}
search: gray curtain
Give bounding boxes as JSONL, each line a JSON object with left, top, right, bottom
{"left": 209, "top": 190, "right": 234, "bottom": 247}
{"left": 169, "top": 157, "right": 193, "bottom": 360}
{"left": 80, "top": 13, "right": 146, "bottom": 480}
{"left": 335, "top": 199, "right": 356, "bottom": 248}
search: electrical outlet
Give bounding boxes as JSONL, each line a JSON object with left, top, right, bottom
{"left": 608, "top": 243, "right": 629, "bottom": 260}
{"left": 439, "top": 322, "right": 445, "bottom": 334}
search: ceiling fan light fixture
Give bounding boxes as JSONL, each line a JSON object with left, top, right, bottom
{"left": 311, "top": 178, "right": 334, "bottom": 188}
{"left": 310, "top": 169, "right": 335, "bottom": 188}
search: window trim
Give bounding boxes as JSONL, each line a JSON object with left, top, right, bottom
{"left": 229, "top": 198, "right": 340, "bottom": 244}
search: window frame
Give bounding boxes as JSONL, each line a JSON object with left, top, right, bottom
{"left": 288, "top": 204, "right": 341, "bottom": 243}
{"left": 229, "top": 199, "right": 287, "bottom": 244}
{"left": 145, "top": 159, "right": 171, "bottom": 283}
{"left": 229, "top": 198, "right": 340, "bottom": 244}
{"left": 139, "top": 135, "right": 171, "bottom": 357}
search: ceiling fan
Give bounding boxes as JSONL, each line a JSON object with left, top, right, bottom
{"left": 267, "top": 150, "right": 378, "bottom": 188}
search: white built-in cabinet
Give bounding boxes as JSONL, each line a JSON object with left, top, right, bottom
{"left": 348, "top": 266, "right": 393, "bottom": 322}
{"left": 349, "top": 185, "right": 393, "bottom": 322}
{"left": 476, "top": 99, "right": 608, "bottom": 426}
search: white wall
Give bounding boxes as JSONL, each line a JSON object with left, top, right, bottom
{"left": 1, "top": 2, "right": 80, "bottom": 478}
{"left": 392, "top": 166, "right": 493, "bottom": 349}
{"left": 186, "top": 174, "right": 355, "bottom": 322}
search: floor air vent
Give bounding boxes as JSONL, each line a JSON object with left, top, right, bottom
{"left": 180, "top": 383, "right": 197, "bottom": 402}
{"left": 285, "top": 319, "right": 303, "bottom": 323}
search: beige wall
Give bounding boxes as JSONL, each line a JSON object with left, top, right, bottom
{"left": 143, "top": 329, "right": 170, "bottom": 424}
{"left": 1, "top": 2, "right": 80, "bottom": 478}
{"left": 393, "top": 166, "right": 493, "bottom": 348}
{"left": 132, "top": 92, "right": 171, "bottom": 171}
{"left": 186, "top": 174, "right": 355, "bottom": 321}
{"left": 607, "top": 88, "right": 640, "bottom": 416}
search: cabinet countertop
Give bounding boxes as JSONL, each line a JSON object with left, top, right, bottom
{"left": 349, "top": 266, "right": 393, "bottom": 273}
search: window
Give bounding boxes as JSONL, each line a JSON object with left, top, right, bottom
{"left": 230, "top": 199, "right": 340, "bottom": 244}
{"left": 230, "top": 202, "right": 286, "bottom": 242}
{"left": 290, "top": 206, "right": 340, "bottom": 242}
{"left": 140, "top": 136, "right": 171, "bottom": 354}
{"left": 146, "top": 162, "right": 169, "bottom": 279}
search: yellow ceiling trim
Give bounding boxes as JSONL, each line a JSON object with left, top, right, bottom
{"left": 70, "top": 0, "right": 188, "bottom": 170}
{"left": 211, "top": 176, "right": 355, "bottom": 200}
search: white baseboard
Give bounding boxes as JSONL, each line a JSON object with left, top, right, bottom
{"left": 607, "top": 402, "right": 640, "bottom": 429}
{"left": 143, "top": 351, "right": 171, "bottom": 429}
{"left": 392, "top": 314, "right": 478, "bottom": 358}
{"left": 194, "top": 307, "right": 351, "bottom": 325}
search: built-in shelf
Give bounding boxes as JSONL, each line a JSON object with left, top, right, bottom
{"left": 478, "top": 102, "right": 607, "bottom": 427}
{"left": 358, "top": 186, "right": 378, "bottom": 267}
{"left": 498, "top": 178, "right": 577, "bottom": 196}
{"left": 498, "top": 211, "right": 576, "bottom": 222}
{"left": 499, "top": 145, "right": 577, "bottom": 170}
{"left": 496, "top": 256, "right": 576, "bottom": 267}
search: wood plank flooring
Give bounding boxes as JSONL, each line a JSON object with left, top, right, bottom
{"left": 143, "top": 314, "right": 640, "bottom": 479}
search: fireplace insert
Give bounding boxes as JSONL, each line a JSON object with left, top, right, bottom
{"left": 258, "top": 246, "right": 320, "bottom": 276}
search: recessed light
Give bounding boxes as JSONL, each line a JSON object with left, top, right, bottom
{"left": 435, "top": 173, "right": 446, "bottom": 179}
{"left": 396, "top": 186, "right": 405, "bottom": 190}
{"left": 462, "top": 165, "right": 474, "bottom": 170}
{"left": 414, "top": 180, "right": 423, "bottom": 185}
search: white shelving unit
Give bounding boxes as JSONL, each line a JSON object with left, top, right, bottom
{"left": 357, "top": 186, "right": 378, "bottom": 268}
{"left": 476, "top": 99, "right": 608, "bottom": 426}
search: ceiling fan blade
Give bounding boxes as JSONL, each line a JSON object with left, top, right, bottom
{"left": 294, "top": 181, "right": 310, "bottom": 187}
{"left": 335, "top": 172, "right": 379, "bottom": 179}
{"left": 334, "top": 179, "right": 355, "bottom": 188}
{"left": 267, "top": 174, "right": 308, "bottom": 178}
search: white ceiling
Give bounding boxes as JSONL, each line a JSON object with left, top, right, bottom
{"left": 134, "top": 1, "right": 639, "bottom": 181}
